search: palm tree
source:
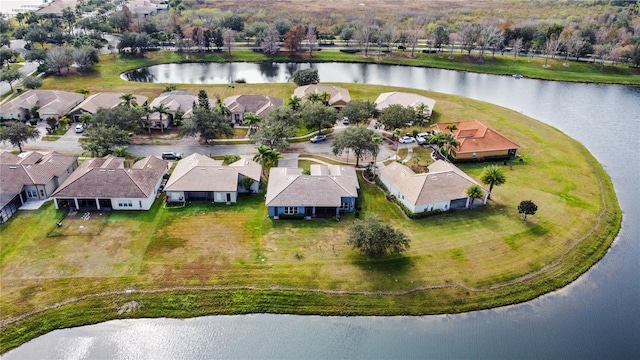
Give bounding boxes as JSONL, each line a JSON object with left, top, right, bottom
{"left": 466, "top": 184, "right": 484, "bottom": 209}
{"left": 480, "top": 164, "right": 506, "bottom": 200}
{"left": 253, "top": 144, "right": 282, "bottom": 177}
{"left": 319, "top": 91, "right": 331, "bottom": 106}
{"left": 112, "top": 146, "right": 131, "bottom": 158}
{"left": 445, "top": 123, "right": 458, "bottom": 134}
{"left": 120, "top": 93, "right": 137, "bottom": 108}
{"left": 152, "top": 104, "right": 170, "bottom": 133}
{"left": 371, "top": 135, "right": 383, "bottom": 164}
{"left": 393, "top": 128, "right": 401, "bottom": 159}
{"left": 439, "top": 133, "right": 460, "bottom": 160}
{"left": 288, "top": 96, "right": 302, "bottom": 111}
{"left": 415, "top": 103, "right": 430, "bottom": 132}
{"left": 307, "top": 92, "right": 322, "bottom": 104}
{"left": 138, "top": 104, "right": 152, "bottom": 134}
{"left": 242, "top": 113, "right": 261, "bottom": 135}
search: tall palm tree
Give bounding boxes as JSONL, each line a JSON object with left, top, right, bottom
{"left": 288, "top": 96, "right": 302, "bottom": 111}
{"left": 152, "top": 103, "right": 170, "bottom": 133}
{"left": 415, "top": 103, "right": 430, "bottom": 132}
{"left": 120, "top": 93, "right": 137, "bottom": 108}
{"left": 445, "top": 123, "right": 458, "bottom": 134}
{"left": 253, "top": 144, "right": 282, "bottom": 177}
{"left": 393, "top": 128, "right": 402, "bottom": 159}
{"left": 466, "top": 184, "right": 484, "bottom": 209}
{"left": 242, "top": 113, "right": 261, "bottom": 135}
{"left": 319, "top": 91, "right": 331, "bottom": 106}
{"left": 439, "top": 133, "right": 460, "bottom": 160}
{"left": 372, "top": 135, "right": 383, "bottom": 164}
{"left": 480, "top": 164, "right": 506, "bottom": 200}
{"left": 307, "top": 92, "right": 322, "bottom": 104}
{"left": 138, "top": 104, "right": 152, "bottom": 134}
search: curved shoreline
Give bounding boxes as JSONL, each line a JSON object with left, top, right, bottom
{"left": 0, "top": 79, "right": 623, "bottom": 354}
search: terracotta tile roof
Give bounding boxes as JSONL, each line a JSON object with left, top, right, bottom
{"left": 265, "top": 165, "right": 359, "bottom": 207}
{"left": 293, "top": 85, "right": 351, "bottom": 107}
{"left": 431, "top": 120, "right": 520, "bottom": 154}
{"left": 164, "top": 154, "right": 261, "bottom": 192}
{"left": 374, "top": 92, "right": 436, "bottom": 113}
{"left": 71, "top": 92, "right": 148, "bottom": 114}
{"left": 52, "top": 156, "right": 167, "bottom": 198}
{"left": 379, "top": 160, "right": 485, "bottom": 206}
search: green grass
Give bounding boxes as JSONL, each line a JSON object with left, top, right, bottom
{"left": 0, "top": 66, "right": 624, "bottom": 353}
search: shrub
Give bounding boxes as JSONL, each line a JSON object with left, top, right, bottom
{"left": 340, "top": 48, "right": 360, "bottom": 54}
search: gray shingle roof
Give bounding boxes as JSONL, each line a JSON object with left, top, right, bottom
{"left": 52, "top": 155, "right": 167, "bottom": 198}
{"left": 374, "top": 91, "right": 436, "bottom": 113}
{"left": 223, "top": 95, "right": 283, "bottom": 117}
{"left": 265, "top": 165, "right": 359, "bottom": 207}
{"left": 380, "top": 160, "right": 485, "bottom": 205}
{"left": 164, "top": 154, "right": 261, "bottom": 192}
{"left": 71, "top": 92, "right": 148, "bottom": 114}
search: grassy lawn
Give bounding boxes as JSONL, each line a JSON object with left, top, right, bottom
{"left": 0, "top": 69, "right": 623, "bottom": 352}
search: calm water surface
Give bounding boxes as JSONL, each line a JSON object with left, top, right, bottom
{"left": 7, "top": 64, "right": 640, "bottom": 359}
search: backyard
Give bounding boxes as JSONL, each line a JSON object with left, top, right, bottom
{"left": 0, "top": 84, "right": 621, "bottom": 353}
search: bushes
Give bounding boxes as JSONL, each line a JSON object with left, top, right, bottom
{"left": 292, "top": 68, "right": 319, "bottom": 86}
{"left": 340, "top": 49, "right": 360, "bottom": 54}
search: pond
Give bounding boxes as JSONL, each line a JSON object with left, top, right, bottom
{"left": 7, "top": 64, "right": 640, "bottom": 359}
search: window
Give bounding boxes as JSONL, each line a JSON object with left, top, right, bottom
{"left": 283, "top": 207, "right": 298, "bottom": 215}
{"left": 341, "top": 202, "right": 349, "bottom": 210}
{"left": 117, "top": 200, "right": 133, "bottom": 208}
{"left": 40, "top": 190, "right": 45, "bottom": 197}
{"left": 26, "top": 190, "right": 37, "bottom": 198}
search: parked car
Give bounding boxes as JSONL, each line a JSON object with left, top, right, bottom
{"left": 161, "top": 151, "right": 182, "bottom": 160}
{"left": 310, "top": 134, "right": 327, "bottom": 143}
{"left": 399, "top": 136, "right": 416, "bottom": 144}
{"left": 416, "top": 132, "right": 431, "bottom": 145}
{"left": 74, "top": 124, "right": 84, "bottom": 133}
{"left": 342, "top": 117, "right": 350, "bottom": 125}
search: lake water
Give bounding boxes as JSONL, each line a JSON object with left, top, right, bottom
{"left": 6, "top": 64, "right": 640, "bottom": 359}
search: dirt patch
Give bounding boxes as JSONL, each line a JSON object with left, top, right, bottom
{"left": 48, "top": 211, "right": 108, "bottom": 237}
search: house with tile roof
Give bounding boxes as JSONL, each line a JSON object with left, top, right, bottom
{"left": 379, "top": 160, "right": 488, "bottom": 214}
{"left": 0, "top": 151, "right": 78, "bottom": 223}
{"left": 51, "top": 155, "right": 168, "bottom": 211}
{"left": 147, "top": 91, "right": 197, "bottom": 130}
{"left": 374, "top": 92, "right": 436, "bottom": 115}
{"left": 164, "top": 154, "right": 261, "bottom": 203}
{"left": 68, "top": 92, "right": 148, "bottom": 122}
{"left": 430, "top": 120, "right": 521, "bottom": 161}
{"left": 265, "top": 164, "right": 359, "bottom": 218}
{"left": 0, "top": 90, "right": 84, "bottom": 121}
{"left": 223, "top": 94, "right": 283, "bottom": 125}
{"left": 293, "top": 85, "right": 351, "bottom": 108}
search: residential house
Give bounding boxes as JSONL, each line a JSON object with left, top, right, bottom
{"left": 293, "top": 85, "right": 351, "bottom": 108}
{"left": 147, "top": 91, "right": 197, "bottom": 130}
{"left": 265, "top": 164, "right": 359, "bottom": 218}
{"left": 374, "top": 91, "right": 436, "bottom": 116}
{"left": 0, "top": 90, "right": 84, "bottom": 121}
{"left": 51, "top": 155, "right": 168, "bottom": 211}
{"left": 223, "top": 94, "right": 283, "bottom": 125}
{"left": 68, "top": 92, "right": 148, "bottom": 122}
{"left": 0, "top": 151, "right": 78, "bottom": 223}
{"left": 431, "top": 120, "right": 521, "bottom": 161}
{"left": 164, "top": 153, "right": 261, "bottom": 203}
{"left": 378, "top": 160, "right": 488, "bottom": 214}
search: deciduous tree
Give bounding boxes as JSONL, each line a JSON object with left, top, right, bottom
{"left": 377, "top": 104, "right": 415, "bottom": 130}
{"left": 340, "top": 99, "right": 375, "bottom": 126}
{"left": 81, "top": 125, "right": 130, "bottom": 157}
{"left": 332, "top": 126, "right": 376, "bottom": 166}
{"left": 518, "top": 200, "right": 538, "bottom": 221}
{"left": 0, "top": 68, "right": 22, "bottom": 91}
{"left": 0, "top": 121, "right": 40, "bottom": 153}
{"left": 347, "top": 215, "right": 410, "bottom": 258}
{"left": 300, "top": 102, "right": 337, "bottom": 135}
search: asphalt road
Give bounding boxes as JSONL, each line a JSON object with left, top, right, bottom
{"left": 0, "top": 120, "right": 412, "bottom": 164}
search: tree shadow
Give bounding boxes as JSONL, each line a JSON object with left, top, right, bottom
{"left": 349, "top": 253, "right": 415, "bottom": 276}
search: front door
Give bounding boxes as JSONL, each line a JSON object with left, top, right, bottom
{"left": 305, "top": 207, "right": 313, "bottom": 217}
{"left": 226, "top": 193, "right": 231, "bottom": 202}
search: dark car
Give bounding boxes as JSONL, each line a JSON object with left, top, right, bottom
{"left": 161, "top": 152, "right": 182, "bottom": 160}
{"left": 310, "top": 135, "right": 327, "bottom": 143}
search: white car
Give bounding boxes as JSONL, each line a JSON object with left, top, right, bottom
{"left": 75, "top": 124, "right": 84, "bottom": 133}
{"left": 399, "top": 136, "right": 416, "bottom": 144}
